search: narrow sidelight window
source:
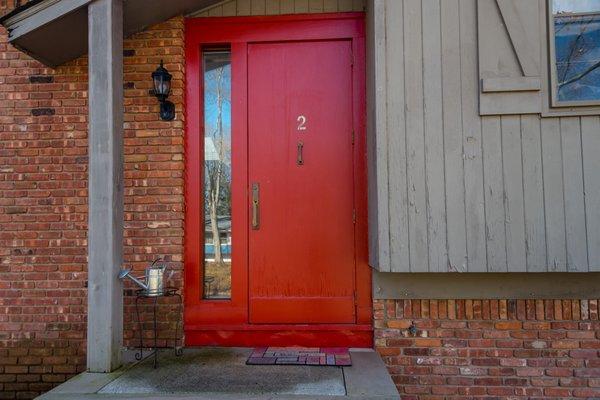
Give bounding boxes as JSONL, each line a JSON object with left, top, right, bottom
{"left": 202, "top": 50, "right": 232, "bottom": 299}
{"left": 550, "top": 0, "right": 600, "bottom": 104}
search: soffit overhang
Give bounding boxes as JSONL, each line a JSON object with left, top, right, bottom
{"left": 0, "top": 0, "right": 222, "bottom": 68}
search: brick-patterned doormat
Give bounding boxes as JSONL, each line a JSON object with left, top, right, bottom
{"left": 246, "top": 347, "right": 352, "bottom": 366}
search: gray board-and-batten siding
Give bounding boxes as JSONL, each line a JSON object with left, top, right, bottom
{"left": 366, "top": 0, "right": 600, "bottom": 273}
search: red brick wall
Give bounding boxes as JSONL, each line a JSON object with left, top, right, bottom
{"left": 120, "top": 14, "right": 185, "bottom": 354}
{"left": 0, "top": 1, "right": 185, "bottom": 397}
{"left": 375, "top": 299, "right": 600, "bottom": 399}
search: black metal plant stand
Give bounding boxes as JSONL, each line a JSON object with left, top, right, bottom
{"left": 134, "top": 287, "right": 183, "bottom": 368}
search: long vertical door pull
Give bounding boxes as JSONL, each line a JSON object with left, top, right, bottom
{"left": 297, "top": 141, "right": 304, "bottom": 165}
{"left": 251, "top": 183, "right": 260, "bottom": 230}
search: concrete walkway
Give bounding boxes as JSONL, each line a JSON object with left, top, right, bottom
{"left": 37, "top": 348, "right": 399, "bottom": 400}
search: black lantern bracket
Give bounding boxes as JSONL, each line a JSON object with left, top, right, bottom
{"left": 159, "top": 100, "right": 175, "bottom": 121}
{"left": 151, "top": 60, "right": 175, "bottom": 121}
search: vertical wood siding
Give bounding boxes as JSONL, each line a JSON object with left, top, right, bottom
{"left": 369, "top": 0, "right": 600, "bottom": 272}
{"left": 190, "top": 0, "right": 364, "bottom": 16}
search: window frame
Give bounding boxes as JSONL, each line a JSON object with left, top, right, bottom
{"left": 201, "top": 48, "right": 233, "bottom": 301}
{"left": 541, "top": 0, "right": 600, "bottom": 116}
{"left": 547, "top": 1, "right": 600, "bottom": 108}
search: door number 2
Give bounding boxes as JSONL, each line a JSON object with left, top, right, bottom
{"left": 297, "top": 115, "right": 307, "bottom": 131}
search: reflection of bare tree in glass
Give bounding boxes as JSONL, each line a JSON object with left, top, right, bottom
{"left": 557, "top": 15, "right": 600, "bottom": 90}
{"left": 205, "top": 67, "right": 229, "bottom": 264}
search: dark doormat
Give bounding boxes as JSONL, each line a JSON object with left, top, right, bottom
{"left": 246, "top": 347, "right": 352, "bottom": 366}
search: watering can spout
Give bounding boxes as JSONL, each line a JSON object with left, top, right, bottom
{"left": 118, "top": 268, "right": 148, "bottom": 291}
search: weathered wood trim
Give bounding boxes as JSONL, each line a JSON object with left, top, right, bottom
{"left": 441, "top": 0, "right": 467, "bottom": 273}
{"left": 189, "top": 0, "right": 365, "bottom": 17}
{"left": 374, "top": 271, "right": 600, "bottom": 299}
{"left": 521, "top": 115, "right": 546, "bottom": 272}
{"left": 540, "top": 117, "right": 567, "bottom": 271}
{"left": 482, "top": 116, "right": 507, "bottom": 272}
{"left": 3, "top": 0, "right": 92, "bottom": 41}
{"left": 87, "top": 0, "right": 124, "bottom": 373}
{"left": 404, "top": 0, "right": 427, "bottom": 272}
{"left": 581, "top": 117, "right": 600, "bottom": 271}
{"left": 501, "top": 116, "right": 526, "bottom": 272}
{"left": 461, "top": 0, "right": 486, "bottom": 272}
{"left": 479, "top": 92, "right": 542, "bottom": 115}
{"left": 422, "top": 0, "right": 446, "bottom": 273}
{"left": 477, "top": 0, "right": 542, "bottom": 115}
{"left": 0, "top": 0, "right": 62, "bottom": 25}
{"left": 481, "top": 77, "right": 541, "bottom": 93}
{"left": 561, "top": 117, "right": 588, "bottom": 272}
{"left": 366, "top": 0, "right": 390, "bottom": 271}
{"left": 496, "top": 0, "right": 540, "bottom": 77}
{"left": 384, "top": 0, "right": 408, "bottom": 273}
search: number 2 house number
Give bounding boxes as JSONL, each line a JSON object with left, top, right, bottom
{"left": 297, "top": 115, "right": 307, "bottom": 131}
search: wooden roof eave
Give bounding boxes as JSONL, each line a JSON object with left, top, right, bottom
{"left": 0, "top": 0, "right": 223, "bottom": 68}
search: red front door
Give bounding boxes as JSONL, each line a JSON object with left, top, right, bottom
{"left": 248, "top": 41, "right": 356, "bottom": 324}
{"left": 184, "top": 14, "right": 371, "bottom": 347}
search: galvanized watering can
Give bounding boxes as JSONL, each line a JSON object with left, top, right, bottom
{"left": 119, "top": 258, "right": 171, "bottom": 297}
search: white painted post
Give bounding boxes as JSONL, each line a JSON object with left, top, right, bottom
{"left": 87, "top": 0, "right": 124, "bottom": 372}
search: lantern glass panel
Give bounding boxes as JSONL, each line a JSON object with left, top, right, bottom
{"left": 153, "top": 76, "right": 171, "bottom": 97}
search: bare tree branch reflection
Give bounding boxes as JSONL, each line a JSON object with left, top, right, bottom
{"left": 554, "top": 10, "right": 600, "bottom": 100}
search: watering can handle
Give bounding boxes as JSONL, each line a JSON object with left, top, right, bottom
{"left": 150, "top": 257, "right": 162, "bottom": 267}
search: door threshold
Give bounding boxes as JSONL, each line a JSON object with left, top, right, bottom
{"left": 186, "top": 323, "right": 372, "bottom": 331}
{"left": 185, "top": 324, "right": 373, "bottom": 347}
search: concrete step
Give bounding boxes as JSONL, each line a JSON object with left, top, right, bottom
{"left": 38, "top": 348, "right": 399, "bottom": 400}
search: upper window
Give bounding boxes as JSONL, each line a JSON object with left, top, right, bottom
{"left": 550, "top": 0, "right": 600, "bottom": 105}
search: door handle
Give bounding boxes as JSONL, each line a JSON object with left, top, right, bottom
{"left": 251, "top": 183, "right": 260, "bottom": 230}
{"left": 297, "top": 141, "right": 304, "bottom": 165}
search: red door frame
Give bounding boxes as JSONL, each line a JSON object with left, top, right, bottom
{"left": 184, "top": 13, "right": 371, "bottom": 347}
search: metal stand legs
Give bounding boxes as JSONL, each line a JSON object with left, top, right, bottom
{"left": 134, "top": 288, "right": 182, "bottom": 368}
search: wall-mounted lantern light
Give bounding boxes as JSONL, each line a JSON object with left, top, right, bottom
{"left": 151, "top": 60, "right": 175, "bottom": 121}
